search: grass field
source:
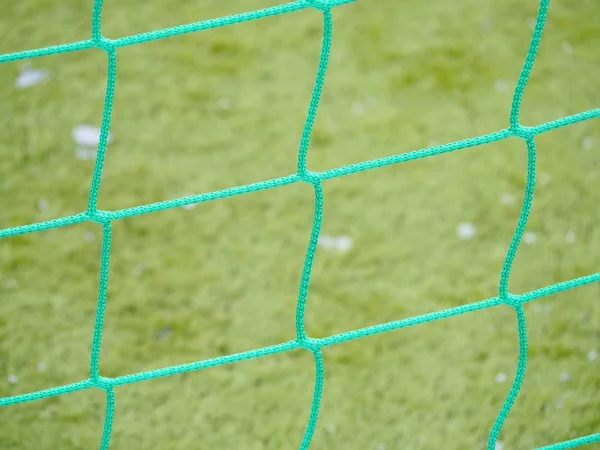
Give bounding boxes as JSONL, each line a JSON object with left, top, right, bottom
{"left": 1, "top": 0, "right": 600, "bottom": 449}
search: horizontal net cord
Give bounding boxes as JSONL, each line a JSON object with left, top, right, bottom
{"left": 1, "top": 106, "right": 600, "bottom": 237}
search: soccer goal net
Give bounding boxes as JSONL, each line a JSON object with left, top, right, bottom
{"left": 1, "top": 1, "right": 599, "bottom": 449}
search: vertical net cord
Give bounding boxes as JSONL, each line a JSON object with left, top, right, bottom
{"left": 294, "top": 9, "right": 331, "bottom": 341}
{"left": 487, "top": 0, "right": 547, "bottom": 445}
{"left": 295, "top": 10, "right": 330, "bottom": 448}
{"left": 300, "top": 349, "right": 325, "bottom": 450}
{"left": 89, "top": 1, "right": 118, "bottom": 447}
{"left": 1, "top": 0, "right": 600, "bottom": 448}
{"left": 100, "top": 387, "right": 115, "bottom": 450}
{"left": 488, "top": 136, "right": 536, "bottom": 448}
{"left": 488, "top": 305, "right": 528, "bottom": 449}
{"left": 90, "top": 222, "right": 112, "bottom": 382}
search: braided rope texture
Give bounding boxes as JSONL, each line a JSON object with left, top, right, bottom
{"left": 1, "top": 0, "right": 599, "bottom": 448}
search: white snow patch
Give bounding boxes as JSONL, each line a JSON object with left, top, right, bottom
{"left": 318, "top": 235, "right": 353, "bottom": 253}
{"left": 16, "top": 64, "right": 49, "bottom": 89}
{"left": 499, "top": 193, "right": 515, "bottom": 205}
{"left": 494, "top": 79, "right": 508, "bottom": 92}
{"left": 582, "top": 136, "right": 593, "bottom": 150}
{"left": 217, "top": 97, "right": 231, "bottom": 110}
{"left": 336, "top": 236, "right": 352, "bottom": 252}
{"left": 72, "top": 124, "right": 113, "bottom": 147}
{"left": 481, "top": 20, "right": 493, "bottom": 31}
{"left": 539, "top": 173, "right": 551, "bottom": 185}
{"left": 133, "top": 264, "right": 147, "bottom": 277}
{"left": 38, "top": 198, "right": 49, "bottom": 212}
{"left": 523, "top": 232, "right": 536, "bottom": 244}
{"left": 4, "top": 278, "right": 18, "bottom": 289}
{"left": 351, "top": 102, "right": 365, "bottom": 116}
{"left": 457, "top": 223, "right": 476, "bottom": 240}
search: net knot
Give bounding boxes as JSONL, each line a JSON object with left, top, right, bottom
{"left": 296, "top": 336, "right": 321, "bottom": 352}
{"left": 86, "top": 210, "right": 112, "bottom": 224}
{"left": 299, "top": 170, "right": 321, "bottom": 185}
{"left": 303, "top": 0, "right": 356, "bottom": 11}
{"left": 91, "top": 376, "right": 113, "bottom": 391}
{"left": 510, "top": 124, "right": 534, "bottom": 139}
{"left": 92, "top": 36, "right": 115, "bottom": 52}
{"left": 502, "top": 293, "right": 523, "bottom": 308}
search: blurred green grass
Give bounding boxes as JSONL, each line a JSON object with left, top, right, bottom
{"left": 1, "top": 0, "right": 599, "bottom": 449}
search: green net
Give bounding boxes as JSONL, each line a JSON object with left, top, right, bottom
{"left": 1, "top": 0, "right": 599, "bottom": 448}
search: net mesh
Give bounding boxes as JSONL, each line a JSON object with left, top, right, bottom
{"left": 1, "top": 0, "right": 599, "bottom": 449}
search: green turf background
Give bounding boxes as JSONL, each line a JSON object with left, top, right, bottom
{"left": 1, "top": 0, "right": 599, "bottom": 449}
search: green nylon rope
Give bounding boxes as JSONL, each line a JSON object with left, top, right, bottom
{"left": 1, "top": 0, "right": 600, "bottom": 449}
